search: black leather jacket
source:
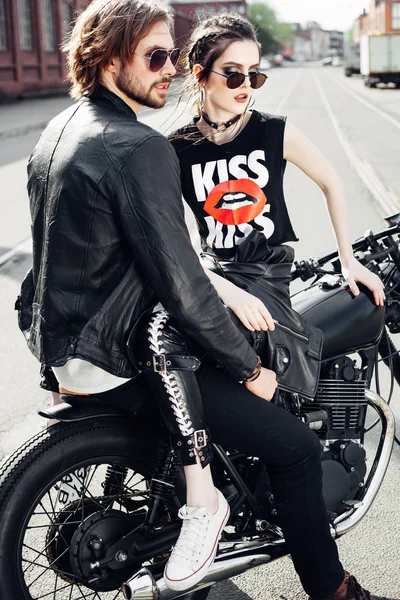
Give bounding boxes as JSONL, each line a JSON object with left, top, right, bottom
{"left": 17, "top": 85, "right": 257, "bottom": 381}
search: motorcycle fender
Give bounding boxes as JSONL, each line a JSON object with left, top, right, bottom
{"left": 38, "top": 399, "right": 128, "bottom": 422}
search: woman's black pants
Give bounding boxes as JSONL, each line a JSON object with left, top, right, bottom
{"left": 136, "top": 310, "right": 345, "bottom": 597}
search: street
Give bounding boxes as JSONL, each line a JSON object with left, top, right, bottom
{"left": 0, "top": 64, "right": 400, "bottom": 599}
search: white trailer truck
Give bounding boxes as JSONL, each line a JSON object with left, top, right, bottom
{"left": 344, "top": 41, "right": 360, "bottom": 77}
{"left": 360, "top": 33, "right": 400, "bottom": 88}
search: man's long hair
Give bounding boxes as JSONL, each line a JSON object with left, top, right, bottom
{"left": 63, "top": 0, "right": 173, "bottom": 99}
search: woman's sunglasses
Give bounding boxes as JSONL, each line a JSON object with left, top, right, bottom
{"left": 206, "top": 69, "right": 267, "bottom": 90}
{"left": 135, "top": 48, "right": 180, "bottom": 72}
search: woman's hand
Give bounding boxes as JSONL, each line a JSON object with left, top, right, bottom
{"left": 222, "top": 285, "right": 275, "bottom": 332}
{"left": 203, "top": 266, "right": 275, "bottom": 331}
{"left": 245, "top": 367, "right": 277, "bottom": 401}
{"left": 341, "top": 257, "right": 385, "bottom": 306}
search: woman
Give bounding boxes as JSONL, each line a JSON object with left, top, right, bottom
{"left": 139, "top": 13, "right": 389, "bottom": 600}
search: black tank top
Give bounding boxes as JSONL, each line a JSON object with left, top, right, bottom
{"left": 169, "top": 110, "right": 298, "bottom": 260}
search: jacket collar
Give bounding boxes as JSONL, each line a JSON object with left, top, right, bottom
{"left": 89, "top": 84, "right": 138, "bottom": 120}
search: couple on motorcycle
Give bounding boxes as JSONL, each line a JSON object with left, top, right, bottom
{"left": 19, "top": 0, "right": 391, "bottom": 599}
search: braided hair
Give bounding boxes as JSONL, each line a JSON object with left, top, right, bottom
{"left": 181, "top": 13, "right": 260, "bottom": 114}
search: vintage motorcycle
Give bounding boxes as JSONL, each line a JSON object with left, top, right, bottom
{"left": 0, "top": 214, "right": 399, "bottom": 600}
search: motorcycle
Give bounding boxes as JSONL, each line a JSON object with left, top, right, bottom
{"left": 0, "top": 214, "right": 399, "bottom": 600}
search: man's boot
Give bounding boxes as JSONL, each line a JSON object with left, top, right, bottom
{"left": 309, "top": 571, "right": 398, "bottom": 600}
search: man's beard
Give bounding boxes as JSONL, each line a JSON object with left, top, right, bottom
{"left": 116, "top": 67, "right": 167, "bottom": 109}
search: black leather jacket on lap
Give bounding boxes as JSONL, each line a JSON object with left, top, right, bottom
{"left": 17, "top": 85, "right": 257, "bottom": 380}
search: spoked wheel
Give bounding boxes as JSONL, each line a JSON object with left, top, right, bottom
{"left": 0, "top": 417, "right": 173, "bottom": 600}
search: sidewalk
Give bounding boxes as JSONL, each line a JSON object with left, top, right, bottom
{"left": 0, "top": 78, "right": 184, "bottom": 140}
{"left": 0, "top": 78, "right": 191, "bottom": 257}
{"left": 0, "top": 94, "right": 74, "bottom": 139}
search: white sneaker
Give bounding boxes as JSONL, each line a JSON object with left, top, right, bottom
{"left": 164, "top": 489, "right": 230, "bottom": 591}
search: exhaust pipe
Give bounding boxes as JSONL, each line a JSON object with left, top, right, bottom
{"left": 122, "top": 551, "right": 272, "bottom": 600}
{"left": 123, "top": 390, "right": 395, "bottom": 599}
{"left": 333, "top": 390, "right": 395, "bottom": 536}
{"left": 122, "top": 568, "right": 158, "bottom": 600}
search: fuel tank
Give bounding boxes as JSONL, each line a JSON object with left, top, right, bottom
{"left": 291, "top": 276, "right": 385, "bottom": 359}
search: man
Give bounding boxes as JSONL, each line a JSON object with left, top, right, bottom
{"left": 20, "top": 0, "right": 274, "bottom": 585}
{"left": 18, "top": 1, "right": 394, "bottom": 599}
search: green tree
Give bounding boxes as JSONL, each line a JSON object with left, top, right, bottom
{"left": 248, "top": 3, "right": 294, "bottom": 54}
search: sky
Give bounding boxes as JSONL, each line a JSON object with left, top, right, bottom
{"left": 266, "top": 0, "right": 370, "bottom": 31}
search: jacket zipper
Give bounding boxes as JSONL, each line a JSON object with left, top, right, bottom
{"left": 273, "top": 320, "right": 309, "bottom": 343}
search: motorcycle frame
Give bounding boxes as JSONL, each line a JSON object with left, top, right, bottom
{"left": 38, "top": 215, "right": 400, "bottom": 588}
{"left": 47, "top": 383, "right": 395, "bottom": 579}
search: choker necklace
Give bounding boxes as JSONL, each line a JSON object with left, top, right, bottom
{"left": 201, "top": 111, "right": 241, "bottom": 130}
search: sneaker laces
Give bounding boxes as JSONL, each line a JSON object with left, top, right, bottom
{"left": 170, "top": 506, "right": 214, "bottom": 569}
{"left": 347, "top": 575, "right": 371, "bottom": 600}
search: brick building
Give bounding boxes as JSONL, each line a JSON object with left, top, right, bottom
{"left": 368, "top": 0, "right": 400, "bottom": 34}
{"left": 0, "top": 0, "right": 249, "bottom": 100}
{"left": 352, "top": 9, "right": 370, "bottom": 42}
{"left": 353, "top": 0, "right": 400, "bottom": 39}
{"left": 0, "top": 0, "right": 91, "bottom": 100}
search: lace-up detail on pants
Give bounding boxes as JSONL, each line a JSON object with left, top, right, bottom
{"left": 148, "top": 311, "right": 195, "bottom": 438}
{"left": 136, "top": 310, "right": 213, "bottom": 467}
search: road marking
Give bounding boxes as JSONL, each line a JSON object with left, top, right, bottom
{"left": 313, "top": 71, "right": 399, "bottom": 217}
{"left": 274, "top": 68, "right": 303, "bottom": 114}
{"left": 325, "top": 71, "right": 400, "bottom": 132}
{"left": 0, "top": 237, "right": 32, "bottom": 268}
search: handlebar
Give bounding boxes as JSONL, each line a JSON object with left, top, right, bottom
{"left": 291, "top": 217, "right": 400, "bottom": 282}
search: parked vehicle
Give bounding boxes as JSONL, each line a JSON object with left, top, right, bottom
{"left": 360, "top": 33, "right": 400, "bottom": 87}
{"left": 272, "top": 53, "right": 284, "bottom": 67}
{"left": 260, "top": 56, "right": 272, "bottom": 70}
{"left": 321, "top": 56, "right": 333, "bottom": 66}
{"left": 332, "top": 56, "right": 344, "bottom": 67}
{"left": 344, "top": 41, "right": 360, "bottom": 77}
{"left": 0, "top": 215, "right": 399, "bottom": 600}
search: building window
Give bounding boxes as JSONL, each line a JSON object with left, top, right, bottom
{"left": 0, "top": 0, "right": 8, "bottom": 51}
{"left": 18, "top": 0, "right": 33, "bottom": 51}
{"left": 393, "top": 2, "right": 400, "bottom": 29}
{"left": 41, "top": 0, "right": 56, "bottom": 51}
{"left": 62, "top": 2, "right": 74, "bottom": 40}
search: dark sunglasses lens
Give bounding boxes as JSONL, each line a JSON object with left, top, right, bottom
{"left": 149, "top": 50, "right": 168, "bottom": 72}
{"left": 170, "top": 48, "right": 180, "bottom": 67}
{"left": 226, "top": 73, "right": 245, "bottom": 89}
{"left": 250, "top": 73, "right": 267, "bottom": 89}
{"left": 149, "top": 48, "right": 180, "bottom": 72}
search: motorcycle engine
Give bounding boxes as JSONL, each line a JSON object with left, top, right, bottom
{"left": 298, "top": 356, "right": 367, "bottom": 516}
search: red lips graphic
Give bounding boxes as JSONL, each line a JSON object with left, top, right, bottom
{"left": 204, "top": 179, "right": 267, "bottom": 225}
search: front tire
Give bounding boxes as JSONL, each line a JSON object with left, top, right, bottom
{"left": 0, "top": 418, "right": 163, "bottom": 599}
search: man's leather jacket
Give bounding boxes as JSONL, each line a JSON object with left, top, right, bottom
{"left": 17, "top": 85, "right": 257, "bottom": 381}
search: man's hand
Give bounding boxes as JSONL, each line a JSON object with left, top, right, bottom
{"left": 245, "top": 367, "right": 277, "bottom": 401}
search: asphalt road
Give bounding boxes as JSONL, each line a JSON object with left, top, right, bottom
{"left": 0, "top": 64, "right": 400, "bottom": 599}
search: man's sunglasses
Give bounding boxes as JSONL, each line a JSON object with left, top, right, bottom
{"left": 206, "top": 69, "right": 267, "bottom": 90}
{"left": 135, "top": 48, "right": 180, "bottom": 72}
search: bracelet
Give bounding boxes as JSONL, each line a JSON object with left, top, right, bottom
{"left": 242, "top": 355, "right": 262, "bottom": 383}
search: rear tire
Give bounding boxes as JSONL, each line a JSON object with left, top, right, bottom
{"left": 0, "top": 418, "right": 164, "bottom": 599}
